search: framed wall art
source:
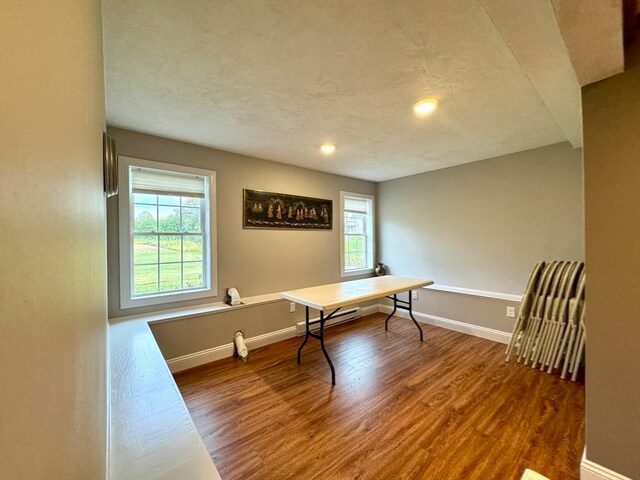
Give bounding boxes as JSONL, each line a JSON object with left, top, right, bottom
{"left": 243, "top": 189, "right": 332, "bottom": 230}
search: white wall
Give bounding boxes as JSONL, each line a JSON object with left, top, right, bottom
{"left": 0, "top": 1, "right": 107, "bottom": 478}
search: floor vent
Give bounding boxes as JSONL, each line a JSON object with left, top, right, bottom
{"left": 296, "top": 307, "right": 361, "bottom": 336}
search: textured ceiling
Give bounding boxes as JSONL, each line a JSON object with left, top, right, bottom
{"left": 102, "top": 0, "right": 621, "bottom": 182}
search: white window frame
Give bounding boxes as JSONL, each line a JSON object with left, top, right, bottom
{"left": 118, "top": 156, "right": 217, "bottom": 309}
{"left": 340, "top": 191, "right": 375, "bottom": 277}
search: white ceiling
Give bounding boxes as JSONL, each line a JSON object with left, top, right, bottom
{"left": 102, "top": 0, "right": 623, "bottom": 182}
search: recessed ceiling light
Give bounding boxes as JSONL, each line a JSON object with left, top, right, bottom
{"left": 413, "top": 98, "right": 439, "bottom": 116}
{"left": 320, "top": 143, "right": 336, "bottom": 154}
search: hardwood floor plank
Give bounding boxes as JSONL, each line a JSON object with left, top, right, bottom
{"left": 175, "top": 313, "right": 584, "bottom": 479}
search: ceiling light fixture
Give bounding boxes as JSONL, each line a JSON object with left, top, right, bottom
{"left": 320, "top": 143, "right": 336, "bottom": 154}
{"left": 413, "top": 98, "right": 439, "bottom": 116}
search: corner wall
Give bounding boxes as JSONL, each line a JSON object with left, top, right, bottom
{"left": 377, "top": 142, "right": 584, "bottom": 332}
{"left": 0, "top": 1, "right": 107, "bottom": 478}
{"left": 582, "top": 35, "right": 640, "bottom": 479}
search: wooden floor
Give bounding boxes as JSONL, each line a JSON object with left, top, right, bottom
{"left": 175, "top": 313, "right": 585, "bottom": 480}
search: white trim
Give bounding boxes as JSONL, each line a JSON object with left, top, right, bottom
{"left": 360, "top": 304, "right": 380, "bottom": 317}
{"left": 341, "top": 267, "right": 375, "bottom": 278}
{"left": 378, "top": 304, "right": 511, "bottom": 344}
{"left": 581, "top": 457, "right": 634, "bottom": 480}
{"left": 425, "top": 284, "right": 522, "bottom": 303}
{"left": 340, "top": 191, "right": 375, "bottom": 278}
{"left": 110, "top": 292, "right": 285, "bottom": 324}
{"left": 167, "top": 326, "right": 298, "bottom": 373}
{"left": 118, "top": 156, "right": 218, "bottom": 309}
{"left": 166, "top": 343, "right": 233, "bottom": 373}
{"left": 165, "top": 304, "right": 379, "bottom": 372}
{"left": 105, "top": 321, "right": 111, "bottom": 471}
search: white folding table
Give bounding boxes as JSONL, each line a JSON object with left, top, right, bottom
{"left": 282, "top": 276, "right": 434, "bottom": 385}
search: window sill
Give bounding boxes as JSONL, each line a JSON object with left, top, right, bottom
{"left": 120, "top": 286, "right": 216, "bottom": 310}
{"left": 340, "top": 268, "right": 374, "bottom": 278}
{"left": 110, "top": 292, "right": 285, "bottom": 325}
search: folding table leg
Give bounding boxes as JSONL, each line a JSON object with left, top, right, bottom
{"left": 408, "top": 293, "right": 424, "bottom": 342}
{"left": 318, "top": 311, "right": 336, "bottom": 385}
{"left": 297, "top": 306, "right": 337, "bottom": 385}
{"left": 385, "top": 292, "right": 424, "bottom": 342}
{"left": 296, "top": 305, "right": 310, "bottom": 363}
{"left": 384, "top": 294, "right": 398, "bottom": 331}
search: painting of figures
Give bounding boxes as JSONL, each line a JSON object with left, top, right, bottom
{"left": 243, "top": 189, "right": 332, "bottom": 230}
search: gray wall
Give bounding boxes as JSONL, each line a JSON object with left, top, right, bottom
{"left": 107, "top": 128, "right": 375, "bottom": 353}
{"left": 582, "top": 38, "right": 640, "bottom": 478}
{"left": 0, "top": 1, "right": 108, "bottom": 479}
{"left": 377, "top": 142, "right": 584, "bottom": 333}
{"left": 107, "top": 128, "right": 375, "bottom": 319}
{"left": 378, "top": 142, "right": 584, "bottom": 294}
{"left": 150, "top": 301, "right": 298, "bottom": 360}
{"left": 404, "top": 289, "right": 521, "bottom": 333}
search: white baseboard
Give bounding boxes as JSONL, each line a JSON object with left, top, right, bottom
{"left": 581, "top": 457, "right": 634, "bottom": 480}
{"left": 166, "top": 326, "right": 297, "bottom": 373}
{"left": 166, "top": 303, "right": 511, "bottom": 373}
{"left": 378, "top": 305, "right": 511, "bottom": 344}
{"left": 361, "top": 304, "right": 380, "bottom": 317}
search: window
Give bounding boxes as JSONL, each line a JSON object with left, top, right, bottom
{"left": 340, "top": 191, "right": 375, "bottom": 277}
{"left": 118, "top": 157, "right": 217, "bottom": 309}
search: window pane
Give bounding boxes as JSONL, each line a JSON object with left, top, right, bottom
{"left": 158, "top": 206, "right": 180, "bottom": 232}
{"left": 183, "top": 236, "right": 202, "bottom": 261}
{"left": 182, "top": 197, "right": 200, "bottom": 207}
{"left": 345, "top": 235, "right": 353, "bottom": 252}
{"left": 158, "top": 194, "right": 180, "bottom": 206}
{"left": 134, "top": 205, "right": 157, "bottom": 232}
{"left": 345, "top": 213, "right": 365, "bottom": 234}
{"left": 125, "top": 160, "right": 214, "bottom": 305}
{"left": 346, "top": 252, "right": 365, "bottom": 270}
{"left": 133, "top": 193, "right": 157, "bottom": 205}
{"left": 159, "top": 263, "right": 182, "bottom": 291}
{"left": 133, "top": 235, "right": 158, "bottom": 265}
{"left": 342, "top": 192, "right": 373, "bottom": 274}
{"left": 159, "top": 235, "right": 181, "bottom": 263}
{"left": 345, "top": 235, "right": 364, "bottom": 253}
{"left": 181, "top": 207, "right": 201, "bottom": 233}
{"left": 134, "top": 264, "right": 158, "bottom": 295}
{"left": 183, "top": 262, "right": 203, "bottom": 288}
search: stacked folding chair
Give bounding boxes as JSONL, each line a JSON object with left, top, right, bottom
{"left": 506, "top": 261, "right": 586, "bottom": 381}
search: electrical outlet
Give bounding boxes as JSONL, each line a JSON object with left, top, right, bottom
{"left": 412, "top": 291, "right": 419, "bottom": 300}
{"left": 506, "top": 306, "right": 515, "bottom": 318}
{"left": 289, "top": 302, "right": 296, "bottom": 313}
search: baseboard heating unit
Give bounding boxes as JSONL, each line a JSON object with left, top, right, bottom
{"left": 296, "top": 307, "right": 361, "bottom": 336}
